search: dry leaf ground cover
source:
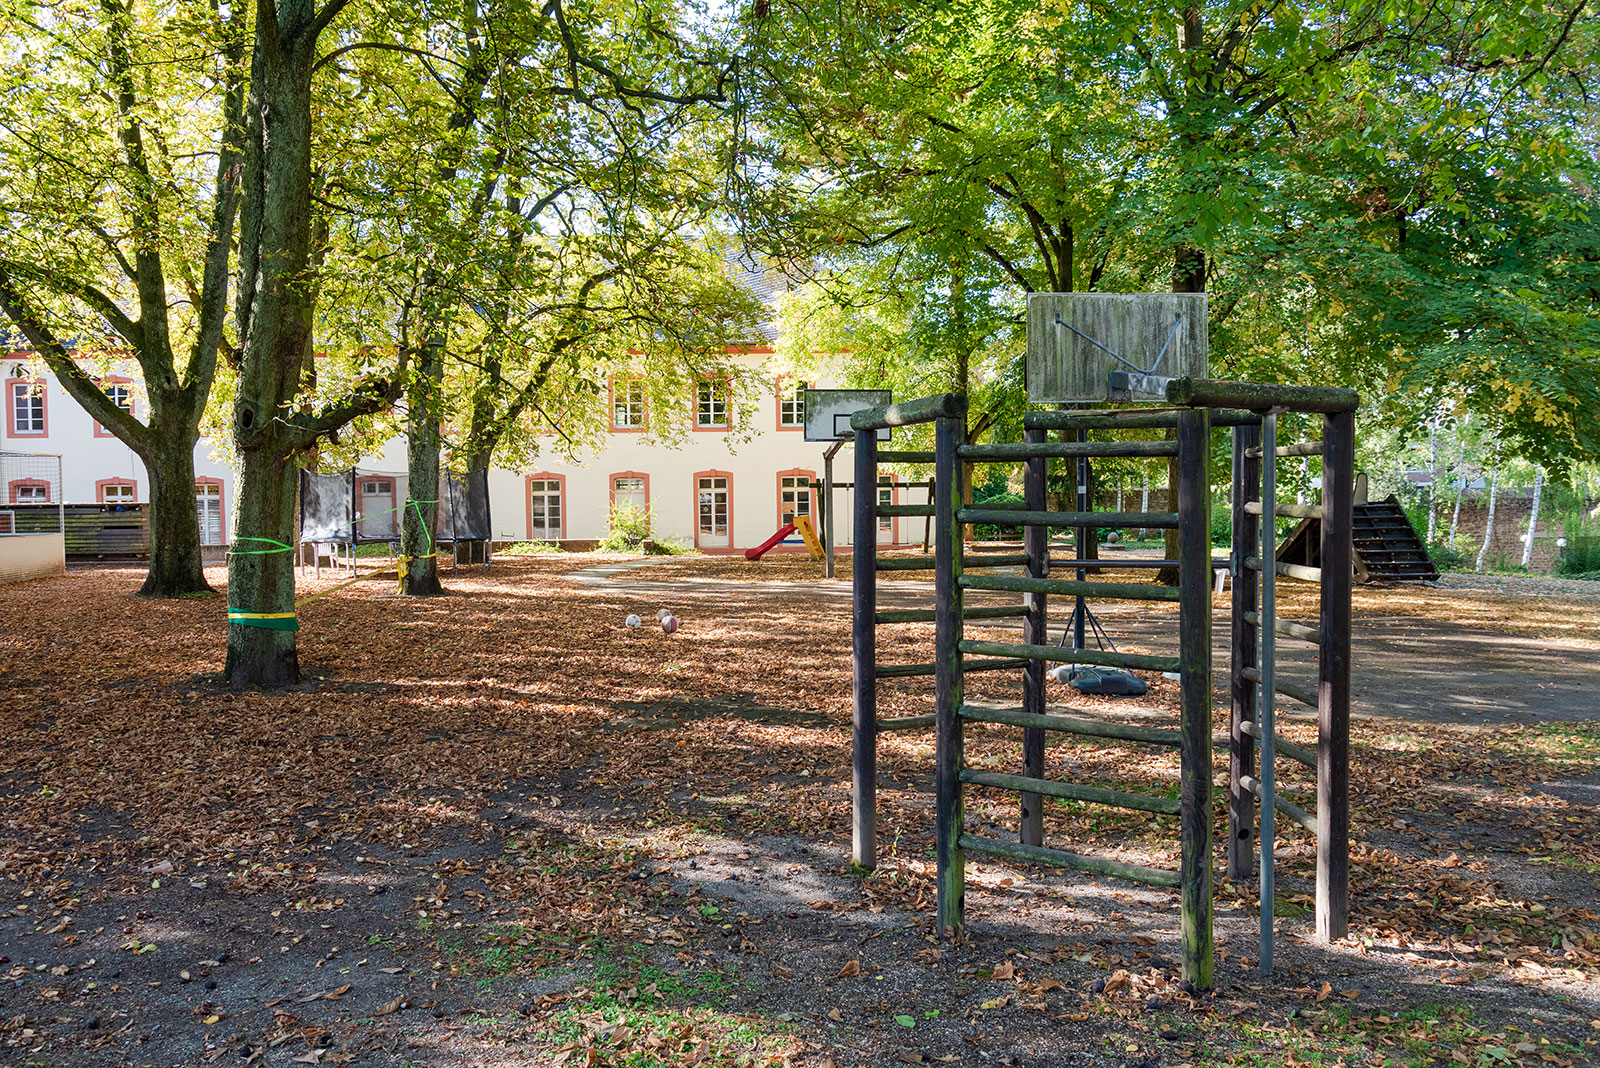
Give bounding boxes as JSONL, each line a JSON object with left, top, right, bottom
{"left": 0, "top": 555, "right": 1596, "bottom": 1068}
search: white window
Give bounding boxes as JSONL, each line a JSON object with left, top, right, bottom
{"left": 696, "top": 379, "right": 728, "bottom": 428}
{"left": 780, "top": 475, "right": 811, "bottom": 525}
{"left": 195, "top": 481, "right": 223, "bottom": 545}
{"left": 10, "top": 381, "right": 44, "bottom": 434}
{"left": 779, "top": 379, "right": 808, "bottom": 428}
{"left": 529, "top": 479, "right": 562, "bottom": 540}
{"left": 613, "top": 477, "right": 647, "bottom": 511}
{"left": 14, "top": 483, "right": 50, "bottom": 503}
{"left": 102, "top": 482, "right": 136, "bottom": 504}
{"left": 613, "top": 380, "right": 646, "bottom": 428}
{"left": 696, "top": 476, "right": 729, "bottom": 547}
{"left": 878, "top": 481, "right": 895, "bottom": 538}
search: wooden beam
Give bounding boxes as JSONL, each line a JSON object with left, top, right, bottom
{"left": 960, "top": 769, "right": 1180, "bottom": 814}
{"left": 962, "top": 704, "right": 1181, "bottom": 746}
{"left": 1023, "top": 408, "right": 1260, "bottom": 431}
{"left": 1165, "top": 377, "right": 1360, "bottom": 413}
{"left": 960, "top": 574, "right": 1181, "bottom": 601}
{"left": 958, "top": 833, "right": 1179, "bottom": 888}
{"left": 1318, "top": 409, "right": 1354, "bottom": 943}
{"left": 933, "top": 412, "right": 966, "bottom": 939}
{"left": 1020, "top": 426, "right": 1047, "bottom": 849}
{"left": 1240, "top": 775, "right": 1317, "bottom": 833}
{"left": 1176, "top": 408, "right": 1214, "bottom": 993}
{"left": 852, "top": 392, "right": 967, "bottom": 431}
{"left": 958, "top": 639, "right": 1180, "bottom": 673}
{"left": 958, "top": 441, "right": 1179, "bottom": 460}
{"left": 958, "top": 508, "right": 1180, "bottom": 529}
{"left": 851, "top": 427, "right": 878, "bottom": 871}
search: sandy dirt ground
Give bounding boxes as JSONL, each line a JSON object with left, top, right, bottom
{"left": 0, "top": 555, "right": 1595, "bottom": 1068}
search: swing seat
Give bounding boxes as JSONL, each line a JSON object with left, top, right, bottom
{"left": 1053, "top": 665, "right": 1148, "bottom": 696}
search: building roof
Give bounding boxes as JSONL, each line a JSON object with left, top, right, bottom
{"left": 723, "top": 250, "right": 786, "bottom": 344}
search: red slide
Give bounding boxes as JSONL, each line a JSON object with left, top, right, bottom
{"left": 745, "top": 522, "right": 797, "bottom": 560}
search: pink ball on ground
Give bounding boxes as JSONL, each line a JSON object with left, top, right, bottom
{"left": 661, "top": 615, "right": 679, "bottom": 634}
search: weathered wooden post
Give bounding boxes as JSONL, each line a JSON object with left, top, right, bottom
{"left": 1318, "top": 408, "right": 1354, "bottom": 942}
{"left": 934, "top": 402, "right": 967, "bottom": 937}
{"left": 851, "top": 426, "right": 879, "bottom": 870}
{"left": 1229, "top": 420, "right": 1261, "bottom": 880}
{"left": 1176, "top": 408, "right": 1214, "bottom": 992}
{"left": 1020, "top": 426, "right": 1048, "bottom": 847}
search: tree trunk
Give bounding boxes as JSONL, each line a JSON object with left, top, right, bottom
{"left": 1157, "top": 444, "right": 1181, "bottom": 585}
{"left": 140, "top": 442, "right": 211, "bottom": 597}
{"left": 1521, "top": 466, "right": 1543, "bottom": 569}
{"left": 223, "top": 447, "right": 301, "bottom": 687}
{"left": 1426, "top": 416, "right": 1439, "bottom": 544}
{"left": 1449, "top": 482, "right": 1463, "bottom": 550}
{"left": 226, "top": 6, "right": 319, "bottom": 688}
{"left": 1474, "top": 466, "right": 1499, "bottom": 573}
{"left": 1140, "top": 475, "right": 1150, "bottom": 539}
{"left": 401, "top": 342, "right": 445, "bottom": 596}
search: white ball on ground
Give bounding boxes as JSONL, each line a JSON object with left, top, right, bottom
{"left": 625, "top": 614, "right": 642, "bottom": 629}
{"left": 656, "top": 607, "right": 672, "bottom": 621}
{"left": 660, "top": 615, "right": 679, "bottom": 634}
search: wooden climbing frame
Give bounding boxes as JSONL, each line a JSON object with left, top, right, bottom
{"left": 848, "top": 379, "right": 1356, "bottom": 992}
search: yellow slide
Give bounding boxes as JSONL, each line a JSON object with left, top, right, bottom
{"left": 792, "top": 515, "right": 824, "bottom": 561}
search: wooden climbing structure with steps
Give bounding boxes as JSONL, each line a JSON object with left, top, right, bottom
{"left": 1278, "top": 494, "right": 1438, "bottom": 583}
{"left": 846, "top": 379, "right": 1357, "bottom": 991}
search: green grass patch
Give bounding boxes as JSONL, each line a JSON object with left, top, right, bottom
{"left": 539, "top": 953, "right": 790, "bottom": 1067}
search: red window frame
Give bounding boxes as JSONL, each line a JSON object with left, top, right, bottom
{"left": 609, "top": 471, "right": 651, "bottom": 511}
{"left": 5, "top": 377, "right": 47, "bottom": 437}
{"left": 692, "top": 377, "right": 731, "bottom": 432}
{"left": 775, "top": 375, "right": 808, "bottom": 431}
{"left": 93, "top": 375, "right": 136, "bottom": 437}
{"left": 691, "top": 469, "right": 733, "bottom": 549}
{"left": 525, "top": 472, "right": 567, "bottom": 541}
{"left": 96, "top": 477, "right": 138, "bottom": 503}
{"left": 775, "top": 468, "right": 817, "bottom": 528}
{"left": 609, "top": 376, "right": 648, "bottom": 432}
{"left": 195, "top": 476, "right": 226, "bottom": 545}
{"left": 8, "top": 478, "right": 51, "bottom": 503}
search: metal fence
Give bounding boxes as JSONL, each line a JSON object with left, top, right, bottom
{"left": 0, "top": 451, "right": 65, "bottom": 534}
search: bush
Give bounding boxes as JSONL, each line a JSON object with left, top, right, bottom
{"left": 643, "top": 535, "right": 696, "bottom": 556}
{"left": 1209, "top": 495, "right": 1231, "bottom": 548}
{"left": 971, "top": 487, "right": 1024, "bottom": 540}
{"left": 1428, "top": 541, "right": 1470, "bottom": 572}
{"left": 500, "top": 540, "right": 560, "bottom": 555}
{"left": 1555, "top": 536, "right": 1600, "bottom": 577}
{"left": 599, "top": 503, "right": 656, "bottom": 553}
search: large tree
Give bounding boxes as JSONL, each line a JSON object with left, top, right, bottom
{"left": 0, "top": 0, "right": 247, "bottom": 595}
{"left": 737, "top": 0, "right": 1597, "bottom": 466}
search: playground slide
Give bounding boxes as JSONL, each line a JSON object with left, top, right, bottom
{"left": 792, "top": 515, "right": 825, "bottom": 561}
{"left": 745, "top": 522, "right": 796, "bottom": 560}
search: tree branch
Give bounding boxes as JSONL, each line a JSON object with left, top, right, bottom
{"left": 0, "top": 262, "right": 151, "bottom": 452}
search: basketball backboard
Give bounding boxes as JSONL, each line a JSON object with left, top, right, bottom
{"left": 1026, "top": 293, "right": 1208, "bottom": 404}
{"left": 803, "top": 389, "right": 893, "bottom": 442}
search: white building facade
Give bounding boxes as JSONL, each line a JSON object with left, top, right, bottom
{"left": 3, "top": 351, "right": 925, "bottom": 556}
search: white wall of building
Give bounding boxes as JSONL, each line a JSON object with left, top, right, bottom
{"left": 3, "top": 366, "right": 235, "bottom": 543}
{"left": 4, "top": 354, "right": 927, "bottom": 553}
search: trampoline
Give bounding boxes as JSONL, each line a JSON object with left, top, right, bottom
{"left": 298, "top": 467, "right": 492, "bottom": 575}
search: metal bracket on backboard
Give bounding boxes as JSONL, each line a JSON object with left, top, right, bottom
{"left": 1107, "top": 371, "right": 1174, "bottom": 403}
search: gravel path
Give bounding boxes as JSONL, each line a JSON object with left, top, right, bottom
{"left": 1435, "top": 570, "right": 1600, "bottom": 598}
